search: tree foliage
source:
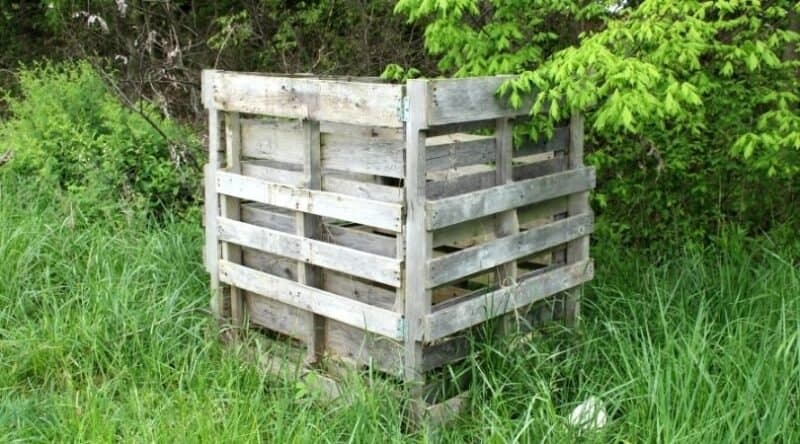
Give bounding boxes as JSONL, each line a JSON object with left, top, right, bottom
{"left": 398, "top": 0, "right": 800, "bottom": 245}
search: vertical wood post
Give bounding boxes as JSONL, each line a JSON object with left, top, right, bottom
{"left": 494, "top": 117, "right": 520, "bottom": 332}
{"left": 403, "top": 80, "right": 432, "bottom": 398}
{"left": 222, "top": 112, "right": 244, "bottom": 329}
{"left": 565, "top": 112, "right": 589, "bottom": 326}
{"left": 298, "top": 119, "right": 325, "bottom": 363}
{"left": 205, "top": 109, "right": 224, "bottom": 319}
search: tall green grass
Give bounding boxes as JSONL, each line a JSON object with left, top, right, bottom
{"left": 1, "top": 170, "right": 798, "bottom": 442}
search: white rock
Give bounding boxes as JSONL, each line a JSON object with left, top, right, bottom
{"left": 568, "top": 396, "right": 608, "bottom": 431}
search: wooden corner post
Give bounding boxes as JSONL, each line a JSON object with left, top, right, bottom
{"left": 565, "top": 112, "right": 589, "bottom": 326}
{"left": 403, "top": 80, "right": 432, "bottom": 401}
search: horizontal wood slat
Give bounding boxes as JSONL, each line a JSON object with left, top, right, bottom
{"left": 427, "top": 213, "right": 593, "bottom": 288}
{"left": 219, "top": 217, "right": 402, "bottom": 287}
{"left": 426, "top": 134, "right": 495, "bottom": 172}
{"left": 202, "top": 70, "right": 404, "bottom": 127}
{"left": 216, "top": 171, "right": 402, "bottom": 232}
{"left": 424, "top": 260, "right": 594, "bottom": 340}
{"left": 219, "top": 260, "right": 404, "bottom": 340}
{"left": 427, "top": 167, "right": 595, "bottom": 229}
{"left": 425, "top": 77, "right": 532, "bottom": 126}
{"left": 242, "top": 161, "right": 403, "bottom": 203}
{"left": 426, "top": 156, "right": 566, "bottom": 200}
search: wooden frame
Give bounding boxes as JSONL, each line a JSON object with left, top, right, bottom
{"left": 202, "top": 70, "right": 594, "bottom": 422}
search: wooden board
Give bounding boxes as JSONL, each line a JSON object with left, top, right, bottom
{"left": 427, "top": 167, "right": 595, "bottom": 229}
{"left": 426, "top": 156, "right": 566, "bottom": 200}
{"left": 424, "top": 260, "right": 594, "bottom": 340}
{"left": 425, "top": 134, "right": 495, "bottom": 172}
{"left": 202, "top": 70, "right": 404, "bottom": 127}
{"left": 424, "top": 77, "right": 532, "bottom": 126}
{"left": 241, "top": 160, "right": 403, "bottom": 203}
{"left": 241, "top": 203, "right": 397, "bottom": 257}
{"left": 219, "top": 260, "right": 404, "bottom": 340}
{"left": 427, "top": 213, "right": 593, "bottom": 288}
{"left": 216, "top": 171, "right": 403, "bottom": 232}
{"left": 218, "top": 218, "right": 402, "bottom": 287}
{"left": 240, "top": 118, "right": 405, "bottom": 178}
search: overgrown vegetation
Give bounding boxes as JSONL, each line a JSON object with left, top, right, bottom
{"left": 0, "top": 0, "right": 798, "bottom": 441}
{"left": 397, "top": 0, "right": 800, "bottom": 246}
{"left": 1, "top": 62, "right": 202, "bottom": 219}
{"left": 1, "top": 170, "right": 798, "bottom": 441}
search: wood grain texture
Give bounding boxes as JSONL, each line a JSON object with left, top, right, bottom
{"left": 428, "top": 213, "right": 593, "bottom": 288}
{"left": 219, "top": 260, "right": 404, "bottom": 340}
{"left": 222, "top": 112, "right": 245, "bottom": 327}
{"left": 403, "top": 79, "right": 433, "bottom": 386}
{"left": 426, "top": 77, "right": 531, "bottom": 126}
{"left": 424, "top": 260, "right": 594, "bottom": 340}
{"left": 565, "top": 113, "right": 590, "bottom": 326}
{"left": 427, "top": 167, "right": 595, "bottom": 229}
{"left": 218, "top": 217, "right": 402, "bottom": 287}
{"left": 202, "top": 70, "right": 404, "bottom": 127}
{"left": 216, "top": 171, "right": 403, "bottom": 232}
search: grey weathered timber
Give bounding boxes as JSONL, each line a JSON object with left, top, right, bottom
{"left": 322, "top": 133, "right": 405, "bottom": 178}
{"left": 403, "top": 80, "right": 432, "bottom": 390}
{"left": 425, "top": 259, "right": 594, "bottom": 340}
{"left": 428, "top": 213, "right": 593, "bottom": 288}
{"left": 241, "top": 203, "right": 397, "bottom": 257}
{"left": 493, "top": 118, "right": 519, "bottom": 291}
{"left": 205, "top": 110, "right": 223, "bottom": 318}
{"left": 218, "top": 218, "right": 402, "bottom": 287}
{"left": 222, "top": 112, "right": 245, "bottom": 327}
{"left": 241, "top": 161, "right": 403, "bottom": 203}
{"left": 425, "top": 134, "right": 496, "bottom": 172}
{"left": 425, "top": 77, "right": 532, "bottom": 126}
{"left": 427, "top": 167, "right": 595, "bottom": 229}
{"left": 216, "top": 171, "right": 403, "bottom": 232}
{"left": 426, "top": 156, "right": 566, "bottom": 199}
{"left": 219, "top": 260, "right": 404, "bottom": 340}
{"left": 202, "top": 73, "right": 593, "bottom": 423}
{"left": 297, "top": 119, "right": 324, "bottom": 362}
{"left": 202, "top": 70, "right": 404, "bottom": 127}
{"left": 565, "top": 113, "right": 590, "bottom": 326}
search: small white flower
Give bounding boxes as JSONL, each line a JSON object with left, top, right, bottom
{"left": 568, "top": 396, "right": 608, "bottom": 431}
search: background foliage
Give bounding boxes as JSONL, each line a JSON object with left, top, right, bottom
{"left": 397, "top": 0, "right": 800, "bottom": 246}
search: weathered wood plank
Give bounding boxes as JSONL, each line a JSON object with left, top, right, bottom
{"left": 218, "top": 218, "right": 402, "bottom": 287}
{"left": 297, "top": 119, "right": 324, "bottom": 362}
{"left": 425, "top": 134, "right": 495, "bottom": 172}
{"left": 428, "top": 213, "right": 593, "bottom": 288}
{"left": 241, "top": 161, "right": 404, "bottom": 203}
{"left": 216, "top": 171, "right": 403, "bottom": 232}
{"left": 206, "top": 110, "right": 223, "bottom": 318}
{"left": 240, "top": 118, "right": 304, "bottom": 163}
{"left": 322, "top": 133, "right": 404, "bottom": 178}
{"left": 325, "top": 320, "right": 403, "bottom": 375}
{"left": 241, "top": 119, "right": 405, "bottom": 178}
{"left": 427, "top": 167, "right": 595, "bottom": 229}
{"left": 246, "top": 290, "right": 311, "bottom": 341}
{"left": 202, "top": 70, "right": 404, "bottom": 127}
{"left": 425, "top": 77, "right": 531, "bottom": 126}
{"left": 493, "top": 118, "right": 519, "bottom": 301}
{"left": 432, "top": 197, "right": 568, "bottom": 249}
{"left": 426, "top": 156, "right": 566, "bottom": 199}
{"left": 565, "top": 113, "right": 590, "bottom": 326}
{"left": 424, "top": 260, "right": 594, "bottom": 340}
{"left": 403, "top": 79, "right": 433, "bottom": 387}
{"left": 222, "top": 112, "right": 245, "bottom": 327}
{"left": 219, "top": 260, "right": 404, "bottom": 340}
{"left": 241, "top": 203, "right": 397, "bottom": 257}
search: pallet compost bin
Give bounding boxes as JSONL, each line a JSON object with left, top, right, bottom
{"left": 201, "top": 70, "right": 595, "bottom": 418}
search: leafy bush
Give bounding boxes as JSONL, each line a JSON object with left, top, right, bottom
{"left": 397, "top": 0, "right": 800, "bottom": 247}
{"left": 1, "top": 61, "right": 202, "bottom": 219}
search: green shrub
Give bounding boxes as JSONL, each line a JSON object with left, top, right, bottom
{"left": 0, "top": 61, "right": 202, "bottom": 219}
